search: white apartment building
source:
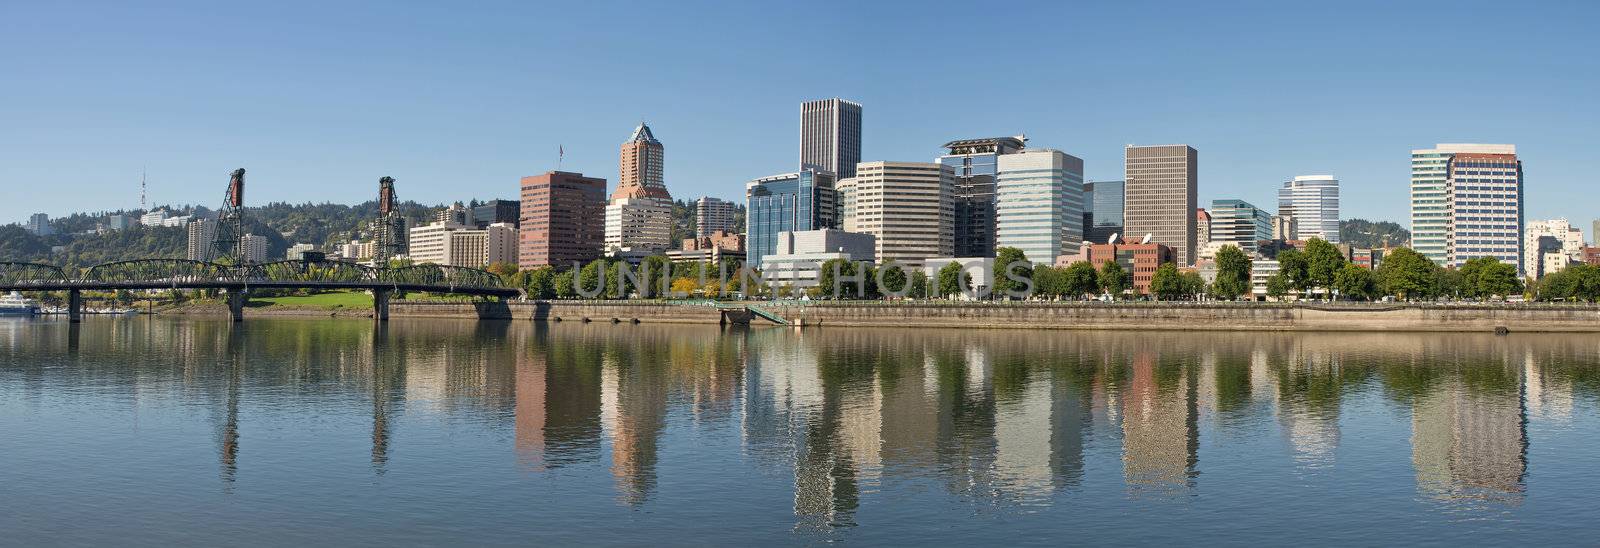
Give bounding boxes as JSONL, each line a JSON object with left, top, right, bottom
{"left": 695, "top": 196, "right": 736, "bottom": 238}
{"left": 838, "top": 161, "right": 953, "bottom": 267}
{"left": 485, "top": 222, "right": 518, "bottom": 267}
{"left": 995, "top": 149, "right": 1085, "bottom": 264}
{"left": 141, "top": 209, "right": 170, "bottom": 226}
{"left": 409, "top": 220, "right": 515, "bottom": 267}
{"left": 1411, "top": 143, "right": 1524, "bottom": 273}
{"left": 604, "top": 197, "right": 673, "bottom": 255}
{"left": 1278, "top": 175, "right": 1340, "bottom": 242}
{"left": 287, "top": 243, "right": 316, "bottom": 260}
{"left": 239, "top": 234, "right": 269, "bottom": 264}
{"left": 186, "top": 219, "right": 218, "bottom": 261}
{"left": 1524, "top": 219, "right": 1584, "bottom": 279}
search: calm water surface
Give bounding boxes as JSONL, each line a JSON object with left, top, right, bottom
{"left": 3, "top": 317, "right": 1599, "bottom": 545}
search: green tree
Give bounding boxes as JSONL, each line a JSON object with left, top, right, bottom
{"left": 1275, "top": 248, "right": 1310, "bottom": 295}
{"left": 937, "top": 261, "right": 968, "bottom": 298}
{"left": 1149, "top": 263, "right": 1184, "bottom": 301}
{"left": 1456, "top": 257, "right": 1490, "bottom": 299}
{"left": 817, "top": 258, "right": 861, "bottom": 299}
{"left": 642, "top": 255, "right": 673, "bottom": 296}
{"left": 877, "top": 263, "right": 909, "bottom": 298}
{"left": 1098, "top": 259, "right": 1128, "bottom": 298}
{"left": 908, "top": 271, "right": 930, "bottom": 299}
{"left": 1031, "top": 265, "right": 1062, "bottom": 299}
{"left": 1375, "top": 248, "right": 1436, "bottom": 300}
{"left": 1211, "top": 244, "right": 1253, "bottom": 300}
{"left": 1472, "top": 258, "right": 1522, "bottom": 299}
{"left": 1303, "top": 238, "right": 1346, "bottom": 296}
{"left": 1180, "top": 271, "right": 1206, "bottom": 299}
{"left": 1332, "top": 263, "right": 1375, "bottom": 300}
{"left": 553, "top": 270, "right": 576, "bottom": 298}
{"left": 577, "top": 260, "right": 607, "bottom": 298}
{"left": 486, "top": 261, "right": 519, "bottom": 280}
{"left": 1266, "top": 273, "right": 1291, "bottom": 300}
{"left": 993, "top": 247, "right": 1031, "bottom": 298}
{"left": 1062, "top": 261, "right": 1100, "bottom": 299}
{"left": 1434, "top": 267, "right": 1464, "bottom": 300}
{"left": 525, "top": 267, "right": 554, "bottom": 299}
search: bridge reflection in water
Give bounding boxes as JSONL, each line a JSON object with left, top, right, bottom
{"left": 4, "top": 320, "right": 1594, "bottom": 544}
{"left": 0, "top": 259, "right": 518, "bottom": 322}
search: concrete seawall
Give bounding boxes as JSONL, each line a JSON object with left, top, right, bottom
{"left": 388, "top": 301, "right": 1600, "bottom": 332}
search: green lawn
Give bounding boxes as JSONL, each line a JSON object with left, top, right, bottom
{"left": 248, "top": 291, "right": 372, "bottom": 309}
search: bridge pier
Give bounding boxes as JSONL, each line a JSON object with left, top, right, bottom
{"left": 68, "top": 289, "right": 83, "bottom": 323}
{"left": 373, "top": 289, "right": 390, "bottom": 322}
{"left": 226, "top": 289, "right": 248, "bottom": 322}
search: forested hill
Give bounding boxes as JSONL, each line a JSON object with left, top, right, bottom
{"left": 1339, "top": 219, "right": 1410, "bottom": 248}
{"left": 1, "top": 200, "right": 438, "bottom": 268}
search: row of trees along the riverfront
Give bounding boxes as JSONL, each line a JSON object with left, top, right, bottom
{"left": 481, "top": 237, "right": 1600, "bottom": 303}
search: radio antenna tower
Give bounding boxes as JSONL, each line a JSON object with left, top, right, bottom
{"left": 209, "top": 168, "right": 248, "bottom": 263}
{"left": 373, "top": 176, "right": 407, "bottom": 264}
{"left": 140, "top": 168, "right": 147, "bottom": 212}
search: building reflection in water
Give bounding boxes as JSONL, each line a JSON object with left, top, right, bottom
{"left": 12, "top": 319, "right": 1592, "bottom": 527}
{"left": 1118, "top": 348, "right": 1198, "bottom": 495}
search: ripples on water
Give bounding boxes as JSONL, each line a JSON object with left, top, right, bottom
{"left": 2, "top": 317, "right": 1599, "bottom": 545}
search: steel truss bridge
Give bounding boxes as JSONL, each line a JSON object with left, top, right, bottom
{"left": 0, "top": 259, "right": 519, "bottom": 322}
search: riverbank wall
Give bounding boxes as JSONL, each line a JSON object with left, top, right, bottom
{"left": 382, "top": 301, "right": 1600, "bottom": 333}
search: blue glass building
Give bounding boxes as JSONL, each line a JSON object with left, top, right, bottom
{"left": 745, "top": 169, "right": 837, "bottom": 267}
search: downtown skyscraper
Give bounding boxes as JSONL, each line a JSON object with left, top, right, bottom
{"left": 746, "top": 169, "right": 837, "bottom": 266}
{"left": 800, "top": 98, "right": 862, "bottom": 179}
{"left": 520, "top": 171, "right": 607, "bottom": 268}
{"left": 995, "top": 148, "right": 1085, "bottom": 263}
{"left": 1410, "top": 143, "right": 1524, "bottom": 273}
{"left": 605, "top": 122, "right": 674, "bottom": 256}
{"left": 1277, "top": 175, "right": 1340, "bottom": 243}
{"left": 1124, "top": 145, "right": 1198, "bottom": 265}
{"left": 838, "top": 161, "right": 955, "bottom": 265}
{"left": 937, "top": 136, "right": 1027, "bottom": 258}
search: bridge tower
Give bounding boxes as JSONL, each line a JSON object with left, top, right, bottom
{"left": 209, "top": 168, "right": 249, "bottom": 263}
{"left": 372, "top": 176, "right": 407, "bottom": 265}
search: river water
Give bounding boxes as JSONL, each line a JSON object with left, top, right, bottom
{"left": 2, "top": 317, "right": 1597, "bottom": 545}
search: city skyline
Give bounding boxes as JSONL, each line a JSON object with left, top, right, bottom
{"left": 3, "top": 3, "right": 1596, "bottom": 227}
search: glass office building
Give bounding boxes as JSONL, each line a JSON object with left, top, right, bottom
{"left": 745, "top": 169, "right": 837, "bottom": 266}
{"left": 1083, "top": 180, "right": 1125, "bottom": 245}
{"left": 937, "top": 136, "right": 1027, "bottom": 258}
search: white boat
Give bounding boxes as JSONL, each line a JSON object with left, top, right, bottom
{"left": 0, "top": 292, "right": 40, "bottom": 316}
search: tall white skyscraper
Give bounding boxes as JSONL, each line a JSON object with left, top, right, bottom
{"left": 995, "top": 149, "right": 1085, "bottom": 263}
{"left": 1278, "top": 175, "right": 1340, "bottom": 242}
{"left": 800, "top": 98, "right": 862, "bottom": 179}
{"left": 1409, "top": 143, "right": 1523, "bottom": 273}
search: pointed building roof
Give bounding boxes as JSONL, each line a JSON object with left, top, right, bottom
{"left": 627, "top": 122, "right": 660, "bottom": 145}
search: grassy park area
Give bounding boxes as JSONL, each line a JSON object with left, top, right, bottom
{"left": 248, "top": 291, "right": 372, "bottom": 309}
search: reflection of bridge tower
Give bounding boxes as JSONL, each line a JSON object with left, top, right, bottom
{"left": 373, "top": 176, "right": 407, "bottom": 263}
{"left": 209, "top": 168, "right": 248, "bottom": 263}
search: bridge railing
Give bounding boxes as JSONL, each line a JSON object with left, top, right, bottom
{"left": 0, "top": 262, "right": 69, "bottom": 287}
{"left": 2, "top": 259, "right": 509, "bottom": 292}
{"left": 381, "top": 264, "right": 505, "bottom": 290}
{"left": 82, "top": 259, "right": 233, "bottom": 285}
{"left": 235, "top": 259, "right": 381, "bottom": 284}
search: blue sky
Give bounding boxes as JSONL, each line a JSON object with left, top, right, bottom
{"left": 3, "top": 1, "right": 1597, "bottom": 235}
